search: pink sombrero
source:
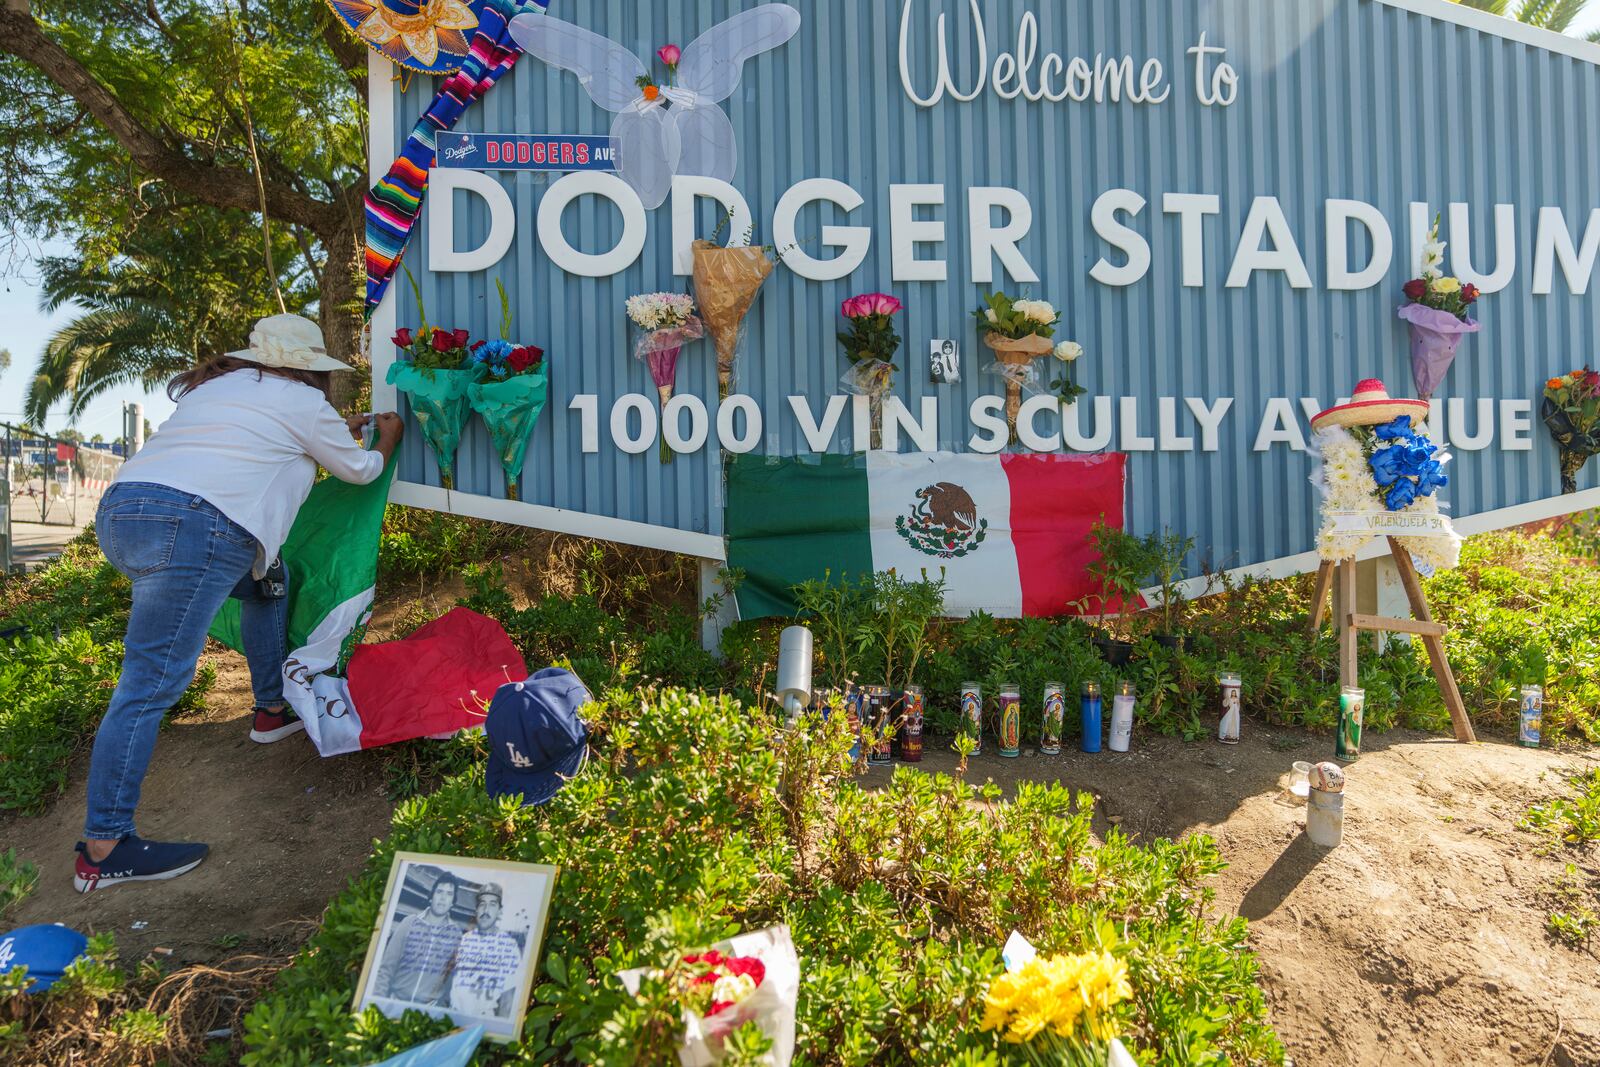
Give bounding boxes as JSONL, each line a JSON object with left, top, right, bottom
{"left": 1310, "top": 379, "right": 1430, "bottom": 431}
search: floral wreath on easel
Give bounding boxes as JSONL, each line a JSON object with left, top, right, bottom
{"left": 1309, "top": 379, "right": 1461, "bottom": 575}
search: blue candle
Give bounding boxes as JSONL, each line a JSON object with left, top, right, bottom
{"left": 1081, "top": 682, "right": 1103, "bottom": 754}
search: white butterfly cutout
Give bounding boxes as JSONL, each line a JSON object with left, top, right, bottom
{"left": 508, "top": 5, "right": 801, "bottom": 209}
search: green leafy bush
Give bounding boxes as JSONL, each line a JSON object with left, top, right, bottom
{"left": 456, "top": 524, "right": 1600, "bottom": 748}
{"left": 1425, "top": 532, "right": 1600, "bottom": 741}
{"left": 461, "top": 564, "right": 723, "bottom": 695}
{"left": 379, "top": 507, "right": 529, "bottom": 583}
{"left": 0, "top": 628, "right": 215, "bottom": 814}
{"left": 1, "top": 932, "right": 166, "bottom": 1064}
{"left": 0, "top": 848, "right": 38, "bottom": 920}
{"left": 1520, "top": 769, "right": 1600, "bottom": 847}
{"left": 0, "top": 530, "right": 129, "bottom": 641}
{"left": 242, "top": 688, "right": 1283, "bottom": 1066}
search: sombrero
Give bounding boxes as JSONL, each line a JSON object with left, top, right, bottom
{"left": 1311, "top": 379, "right": 1430, "bottom": 431}
{"left": 326, "top": 0, "right": 487, "bottom": 74}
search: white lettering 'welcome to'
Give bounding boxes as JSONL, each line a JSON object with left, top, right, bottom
{"left": 897, "top": 0, "right": 1236, "bottom": 109}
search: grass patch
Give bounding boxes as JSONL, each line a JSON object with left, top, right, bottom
{"left": 1546, "top": 864, "right": 1598, "bottom": 950}
{"left": 242, "top": 688, "right": 1285, "bottom": 1065}
{"left": 0, "top": 531, "right": 214, "bottom": 815}
{"left": 0, "top": 932, "right": 288, "bottom": 1066}
{"left": 1520, "top": 769, "right": 1600, "bottom": 846}
{"left": 0, "top": 848, "right": 38, "bottom": 920}
{"left": 1519, "top": 769, "right": 1600, "bottom": 953}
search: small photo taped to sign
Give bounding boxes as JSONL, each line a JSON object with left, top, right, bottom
{"left": 930, "top": 339, "right": 961, "bottom": 384}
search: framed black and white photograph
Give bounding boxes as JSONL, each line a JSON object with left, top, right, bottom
{"left": 930, "top": 339, "right": 961, "bottom": 384}
{"left": 353, "top": 852, "right": 558, "bottom": 1043}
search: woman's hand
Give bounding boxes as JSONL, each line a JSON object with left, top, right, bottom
{"left": 345, "top": 414, "right": 371, "bottom": 441}
{"left": 374, "top": 412, "right": 404, "bottom": 443}
{"left": 372, "top": 412, "right": 404, "bottom": 464}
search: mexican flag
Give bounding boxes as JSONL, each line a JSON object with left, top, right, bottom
{"left": 209, "top": 462, "right": 528, "bottom": 756}
{"left": 726, "top": 451, "right": 1127, "bottom": 619}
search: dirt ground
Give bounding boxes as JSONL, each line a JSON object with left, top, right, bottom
{"left": 7, "top": 608, "right": 1600, "bottom": 1064}
{"left": 904, "top": 729, "right": 1600, "bottom": 1067}
{"left": 0, "top": 581, "right": 467, "bottom": 966}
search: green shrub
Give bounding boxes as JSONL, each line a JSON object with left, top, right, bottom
{"left": 0, "top": 630, "right": 214, "bottom": 814}
{"left": 379, "top": 507, "right": 529, "bottom": 583}
{"left": 1520, "top": 769, "right": 1600, "bottom": 847}
{"left": 0, "top": 530, "right": 129, "bottom": 642}
{"left": 456, "top": 524, "right": 1600, "bottom": 747}
{"left": 0, "top": 932, "right": 183, "bottom": 1064}
{"left": 1425, "top": 532, "right": 1600, "bottom": 741}
{"left": 0, "top": 848, "right": 38, "bottom": 920}
{"left": 461, "top": 564, "right": 723, "bottom": 695}
{"left": 242, "top": 688, "right": 1283, "bottom": 1066}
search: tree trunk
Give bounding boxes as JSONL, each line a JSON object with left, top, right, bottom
{"left": 319, "top": 209, "right": 368, "bottom": 414}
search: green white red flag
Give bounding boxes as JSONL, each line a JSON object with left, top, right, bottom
{"left": 209, "top": 462, "right": 526, "bottom": 756}
{"left": 725, "top": 452, "right": 1127, "bottom": 619}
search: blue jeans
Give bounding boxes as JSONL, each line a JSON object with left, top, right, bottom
{"left": 85, "top": 483, "right": 290, "bottom": 840}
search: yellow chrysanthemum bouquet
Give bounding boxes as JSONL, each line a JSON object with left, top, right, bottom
{"left": 979, "top": 948, "right": 1134, "bottom": 1065}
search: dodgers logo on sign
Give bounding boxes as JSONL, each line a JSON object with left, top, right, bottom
{"left": 436, "top": 133, "right": 616, "bottom": 172}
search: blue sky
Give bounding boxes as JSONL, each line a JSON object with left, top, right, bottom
{"left": 0, "top": 239, "right": 176, "bottom": 439}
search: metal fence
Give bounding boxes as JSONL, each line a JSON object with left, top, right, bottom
{"left": 1, "top": 423, "right": 125, "bottom": 572}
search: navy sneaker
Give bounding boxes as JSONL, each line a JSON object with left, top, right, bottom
{"left": 250, "top": 705, "right": 305, "bottom": 744}
{"left": 73, "top": 836, "right": 209, "bottom": 893}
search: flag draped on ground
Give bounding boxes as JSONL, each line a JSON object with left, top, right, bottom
{"left": 725, "top": 452, "right": 1128, "bottom": 619}
{"left": 210, "top": 462, "right": 527, "bottom": 756}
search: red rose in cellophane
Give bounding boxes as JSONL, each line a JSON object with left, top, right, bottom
{"left": 616, "top": 925, "right": 800, "bottom": 1064}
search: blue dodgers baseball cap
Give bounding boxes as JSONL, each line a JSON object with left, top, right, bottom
{"left": 485, "top": 668, "right": 591, "bottom": 806}
{"left": 0, "top": 923, "right": 89, "bottom": 993}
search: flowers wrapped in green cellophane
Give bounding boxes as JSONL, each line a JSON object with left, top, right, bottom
{"left": 386, "top": 341, "right": 483, "bottom": 491}
{"left": 466, "top": 340, "right": 548, "bottom": 500}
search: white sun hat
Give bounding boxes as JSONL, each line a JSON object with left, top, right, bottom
{"left": 228, "top": 314, "right": 356, "bottom": 372}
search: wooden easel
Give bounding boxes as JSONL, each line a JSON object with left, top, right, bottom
{"left": 1308, "top": 536, "right": 1477, "bottom": 743}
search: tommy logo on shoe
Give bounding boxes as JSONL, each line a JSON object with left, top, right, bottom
{"left": 504, "top": 742, "right": 535, "bottom": 770}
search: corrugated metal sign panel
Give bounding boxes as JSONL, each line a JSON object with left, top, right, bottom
{"left": 373, "top": 0, "right": 1600, "bottom": 574}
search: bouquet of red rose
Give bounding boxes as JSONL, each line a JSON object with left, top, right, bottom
{"left": 618, "top": 925, "right": 799, "bottom": 1066}
{"left": 1398, "top": 215, "right": 1481, "bottom": 400}
{"left": 386, "top": 317, "right": 482, "bottom": 491}
{"left": 466, "top": 280, "right": 548, "bottom": 499}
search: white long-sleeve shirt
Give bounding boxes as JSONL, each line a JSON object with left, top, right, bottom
{"left": 116, "top": 370, "right": 385, "bottom": 574}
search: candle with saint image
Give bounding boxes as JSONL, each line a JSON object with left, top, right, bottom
{"left": 1040, "top": 683, "right": 1065, "bottom": 755}
{"left": 959, "top": 681, "right": 982, "bottom": 754}
{"left": 1109, "top": 681, "right": 1135, "bottom": 752}
{"left": 1217, "top": 672, "right": 1242, "bottom": 744}
{"left": 997, "top": 682, "right": 1021, "bottom": 757}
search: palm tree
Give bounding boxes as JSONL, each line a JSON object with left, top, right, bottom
{"left": 1454, "top": 0, "right": 1600, "bottom": 40}
{"left": 25, "top": 217, "right": 312, "bottom": 423}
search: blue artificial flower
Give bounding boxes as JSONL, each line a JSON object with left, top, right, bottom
{"left": 473, "top": 339, "right": 516, "bottom": 369}
{"left": 1415, "top": 461, "right": 1449, "bottom": 497}
{"left": 1369, "top": 446, "right": 1406, "bottom": 487}
{"left": 1385, "top": 477, "right": 1419, "bottom": 511}
{"left": 1396, "top": 441, "right": 1437, "bottom": 477}
{"left": 1374, "top": 415, "right": 1416, "bottom": 441}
